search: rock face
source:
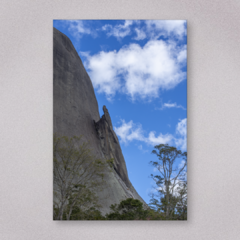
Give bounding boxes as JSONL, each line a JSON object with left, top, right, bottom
{"left": 53, "top": 28, "right": 147, "bottom": 214}
{"left": 94, "top": 105, "right": 131, "bottom": 188}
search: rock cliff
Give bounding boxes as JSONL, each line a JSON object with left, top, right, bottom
{"left": 53, "top": 27, "right": 147, "bottom": 214}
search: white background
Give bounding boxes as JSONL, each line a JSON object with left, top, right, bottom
{"left": 1, "top": 1, "right": 240, "bottom": 239}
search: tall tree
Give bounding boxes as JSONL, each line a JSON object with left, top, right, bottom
{"left": 53, "top": 134, "right": 105, "bottom": 220}
{"left": 149, "top": 144, "right": 187, "bottom": 220}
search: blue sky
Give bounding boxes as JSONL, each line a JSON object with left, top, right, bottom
{"left": 53, "top": 20, "right": 187, "bottom": 204}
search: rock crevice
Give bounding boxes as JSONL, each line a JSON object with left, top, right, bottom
{"left": 94, "top": 105, "right": 130, "bottom": 188}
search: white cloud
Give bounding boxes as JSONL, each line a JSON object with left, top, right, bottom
{"left": 177, "top": 47, "right": 187, "bottom": 63}
{"left": 176, "top": 118, "right": 187, "bottom": 136}
{"left": 83, "top": 50, "right": 121, "bottom": 97}
{"left": 102, "top": 20, "right": 133, "bottom": 39}
{"left": 145, "top": 20, "right": 186, "bottom": 38}
{"left": 158, "top": 102, "right": 186, "bottom": 110}
{"left": 150, "top": 177, "right": 186, "bottom": 197}
{"left": 114, "top": 120, "right": 173, "bottom": 146}
{"left": 67, "top": 20, "right": 94, "bottom": 38}
{"left": 114, "top": 118, "right": 187, "bottom": 151}
{"left": 84, "top": 39, "right": 186, "bottom": 100}
{"left": 175, "top": 118, "right": 187, "bottom": 151}
{"left": 134, "top": 28, "right": 146, "bottom": 40}
{"left": 147, "top": 131, "right": 173, "bottom": 145}
{"left": 114, "top": 120, "right": 144, "bottom": 143}
{"left": 101, "top": 20, "right": 186, "bottom": 41}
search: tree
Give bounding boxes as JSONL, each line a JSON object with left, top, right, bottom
{"left": 106, "top": 198, "right": 148, "bottom": 220}
{"left": 175, "top": 180, "right": 187, "bottom": 220}
{"left": 149, "top": 144, "right": 187, "bottom": 220}
{"left": 53, "top": 134, "right": 106, "bottom": 220}
{"left": 63, "top": 203, "right": 106, "bottom": 220}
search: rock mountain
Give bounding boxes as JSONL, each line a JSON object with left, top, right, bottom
{"left": 53, "top": 28, "right": 147, "bottom": 214}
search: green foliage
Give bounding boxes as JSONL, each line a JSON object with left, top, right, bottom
{"left": 54, "top": 205, "right": 106, "bottom": 220}
{"left": 106, "top": 158, "right": 114, "bottom": 168}
{"left": 64, "top": 206, "right": 106, "bottom": 220}
{"left": 175, "top": 181, "right": 187, "bottom": 220}
{"left": 146, "top": 208, "right": 166, "bottom": 220}
{"left": 106, "top": 198, "right": 148, "bottom": 220}
{"left": 148, "top": 144, "right": 187, "bottom": 220}
{"left": 53, "top": 134, "right": 106, "bottom": 220}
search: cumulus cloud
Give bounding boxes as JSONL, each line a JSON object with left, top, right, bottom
{"left": 84, "top": 40, "right": 186, "bottom": 100}
{"left": 134, "top": 28, "right": 147, "bottom": 40}
{"left": 145, "top": 20, "right": 187, "bottom": 38}
{"left": 114, "top": 120, "right": 144, "bottom": 143}
{"left": 101, "top": 20, "right": 186, "bottom": 41}
{"left": 147, "top": 131, "right": 173, "bottom": 145}
{"left": 67, "top": 20, "right": 95, "bottom": 38}
{"left": 102, "top": 20, "right": 134, "bottom": 39}
{"left": 83, "top": 50, "right": 121, "bottom": 97}
{"left": 158, "top": 102, "right": 186, "bottom": 110}
{"left": 114, "top": 120, "right": 174, "bottom": 146}
{"left": 175, "top": 118, "right": 187, "bottom": 151}
{"left": 177, "top": 46, "right": 187, "bottom": 63}
{"left": 176, "top": 118, "right": 187, "bottom": 136}
{"left": 149, "top": 177, "right": 185, "bottom": 197}
{"left": 114, "top": 118, "right": 187, "bottom": 151}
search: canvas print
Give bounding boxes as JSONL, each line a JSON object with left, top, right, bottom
{"left": 53, "top": 20, "right": 187, "bottom": 220}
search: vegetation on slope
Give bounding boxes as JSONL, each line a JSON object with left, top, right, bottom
{"left": 53, "top": 135, "right": 187, "bottom": 220}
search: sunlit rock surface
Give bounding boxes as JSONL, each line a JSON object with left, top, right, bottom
{"left": 53, "top": 27, "right": 147, "bottom": 213}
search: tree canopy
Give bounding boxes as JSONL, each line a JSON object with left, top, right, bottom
{"left": 148, "top": 144, "right": 187, "bottom": 220}
{"left": 53, "top": 134, "right": 106, "bottom": 220}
